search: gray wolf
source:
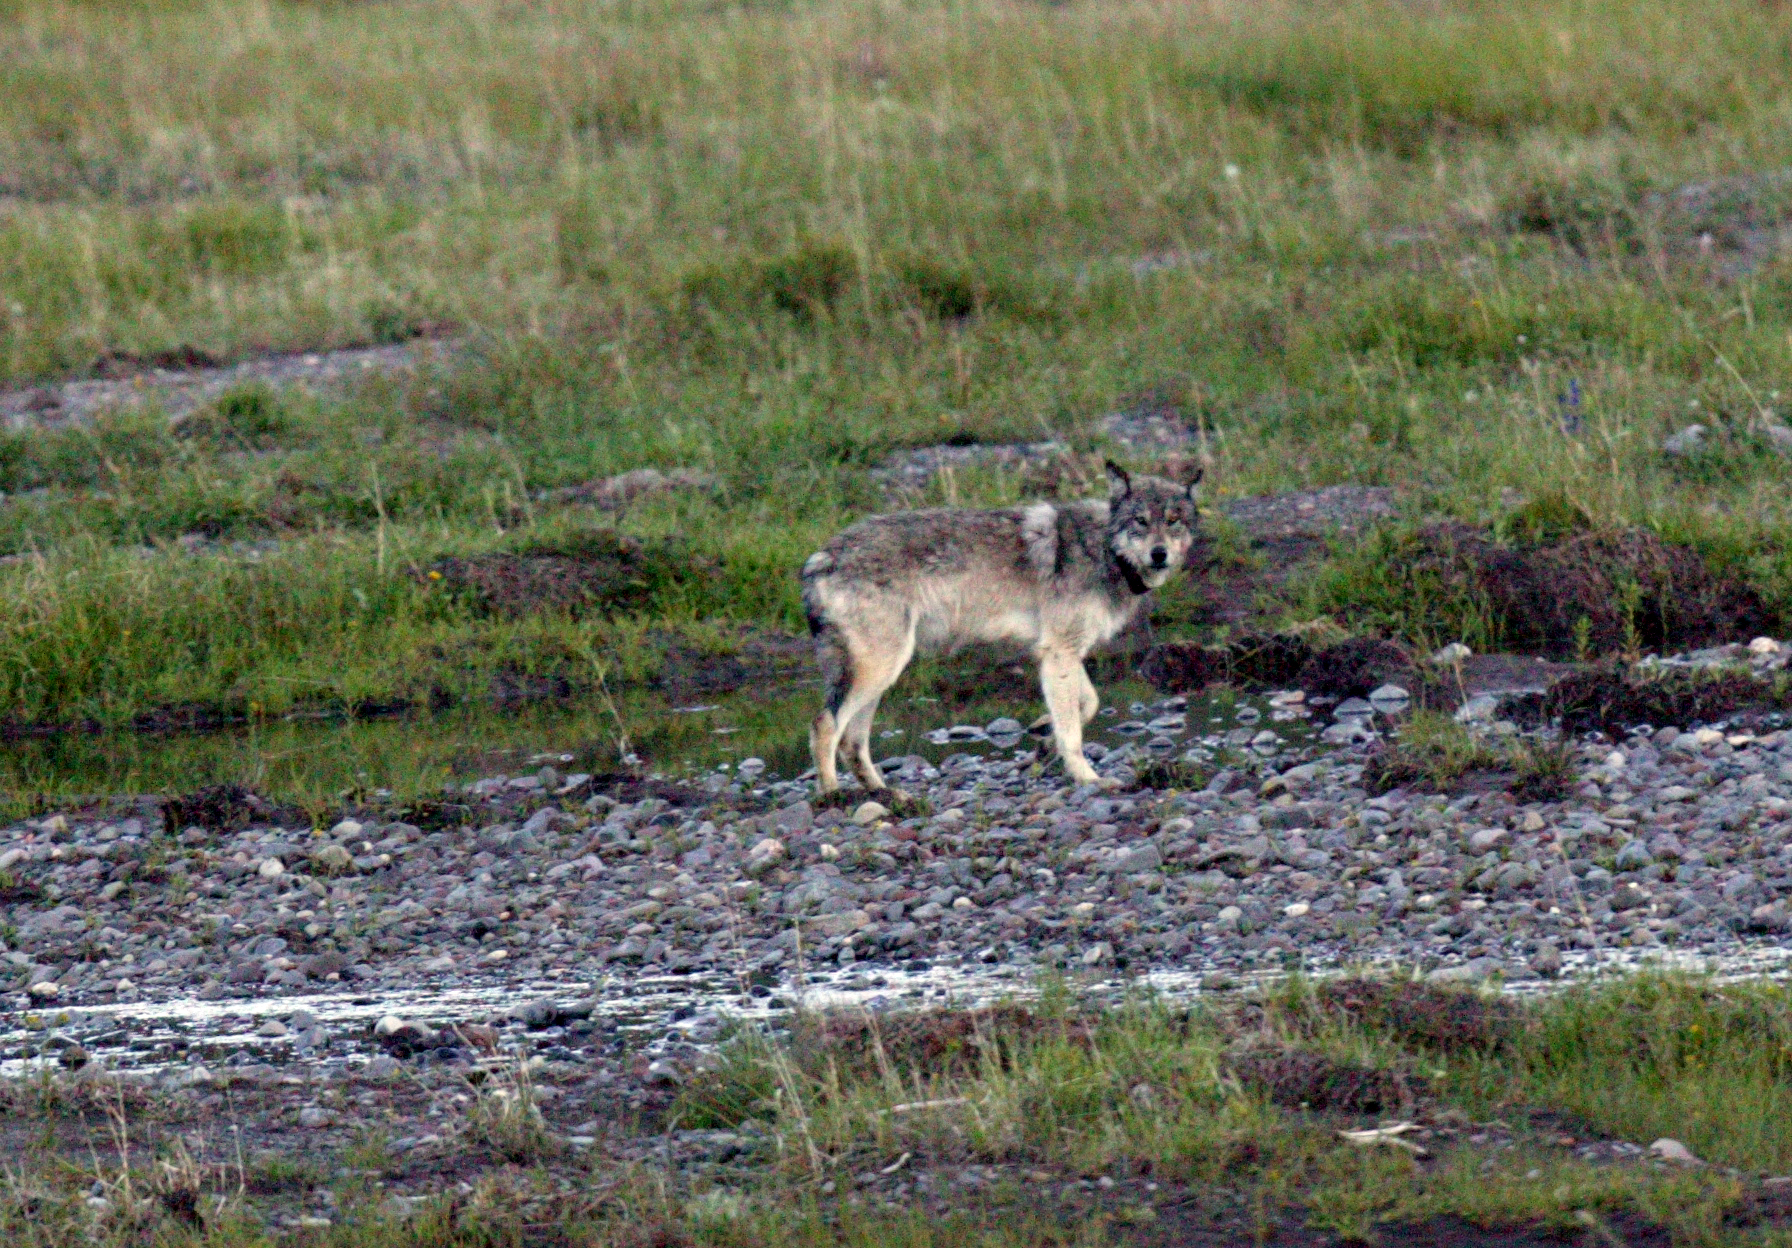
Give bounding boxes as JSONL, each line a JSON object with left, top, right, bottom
{"left": 801, "top": 460, "right": 1201, "bottom": 793}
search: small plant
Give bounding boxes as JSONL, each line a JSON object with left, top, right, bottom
{"left": 1510, "top": 734, "right": 1577, "bottom": 802}
{"left": 1362, "top": 711, "right": 1504, "bottom": 794}
{"left": 174, "top": 384, "right": 290, "bottom": 451}
{"left": 464, "top": 1063, "right": 565, "bottom": 1164}
{"left": 682, "top": 242, "right": 856, "bottom": 320}
{"left": 890, "top": 252, "right": 979, "bottom": 319}
{"left": 1130, "top": 757, "right": 1211, "bottom": 792}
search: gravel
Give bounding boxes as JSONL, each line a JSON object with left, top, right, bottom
{"left": 5, "top": 651, "right": 1792, "bottom": 1089}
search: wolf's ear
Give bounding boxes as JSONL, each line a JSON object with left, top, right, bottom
{"left": 1105, "top": 459, "right": 1132, "bottom": 498}
{"left": 1185, "top": 466, "right": 1204, "bottom": 498}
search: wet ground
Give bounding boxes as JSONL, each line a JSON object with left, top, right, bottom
{"left": 9, "top": 652, "right": 1792, "bottom": 1088}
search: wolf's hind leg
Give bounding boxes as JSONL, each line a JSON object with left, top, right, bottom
{"left": 836, "top": 624, "right": 915, "bottom": 792}
{"left": 810, "top": 627, "right": 852, "bottom": 794}
{"left": 842, "top": 694, "right": 890, "bottom": 792}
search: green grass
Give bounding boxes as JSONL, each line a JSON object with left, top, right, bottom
{"left": 0, "top": 972, "right": 1785, "bottom": 1246}
{"left": 8, "top": 0, "right": 1792, "bottom": 732}
{"left": 1361, "top": 710, "right": 1576, "bottom": 798}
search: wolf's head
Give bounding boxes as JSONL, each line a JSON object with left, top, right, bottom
{"left": 1105, "top": 459, "right": 1201, "bottom": 590}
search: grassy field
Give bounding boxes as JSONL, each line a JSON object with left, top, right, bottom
{"left": 7, "top": 973, "right": 1792, "bottom": 1245}
{"left": 5, "top": 0, "right": 1792, "bottom": 736}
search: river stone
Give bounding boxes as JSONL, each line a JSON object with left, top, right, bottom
{"left": 312, "top": 844, "right": 355, "bottom": 873}
{"left": 774, "top": 802, "right": 814, "bottom": 834}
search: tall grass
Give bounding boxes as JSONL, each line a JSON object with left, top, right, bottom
{"left": 6, "top": 0, "right": 1792, "bottom": 728}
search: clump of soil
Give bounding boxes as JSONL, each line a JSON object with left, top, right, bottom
{"left": 806, "top": 1005, "right": 1091, "bottom": 1080}
{"left": 1310, "top": 978, "right": 1521, "bottom": 1053}
{"left": 1545, "top": 662, "right": 1788, "bottom": 735}
{"left": 1129, "top": 758, "right": 1211, "bottom": 791}
{"left": 161, "top": 784, "right": 286, "bottom": 834}
{"left": 1226, "top": 1047, "right": 1415, "bottom": 1115}
{"left": 1350, "top": 523, "right": 1775, "bottom": 659}
{"left": 1141, "top": 633, "right": 1309, "bottom": 693}
{"left": 426, "top": 531, "right": 705, "bottom": 618}
{"left": 91, "top": 344, "right": 222, "bottom": 379}
{"left": 1295, "top": 637, "right": 1414, "bottom": 697}
{"left": 1142, "top": 633, "right": 1420, "bottom": 698}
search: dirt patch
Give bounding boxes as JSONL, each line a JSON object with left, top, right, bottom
{"left": 0, "top": 337, "right": 458, "bottom": 428}
{"left": 1296, "top": 638, "right": 1414, "bottom": 697}
{"left": 1123, "top": 1208, "right": 1671, "bottom": 1248}
{"left": 650, "top": 630, "right": 814, "bottom": 700}
{"left": 1508, "top": 165, "right": 1792, "bottom": 280}
{"left": 1142, "top": 634, "right": 1425, "bottom": 699}
{"left": 1346, "top": 524, "right": 1775, "bottom": 659}
{"left": 1226, "top": 1047, "right": 1416, "bottom": 1115}
{"left": 1141, "top": 632, "right": 1311, "bottom": 692}
{"left": 1223, "top": 485, "right": 1399, "bottom": 542}
{"left": 1544, "top": 662, "right": 1788, "bottom": 735}
{"left": 540, "top": 467, "right": 717, "bottom": 511}
{"left": 1308, "top": 978, "right": 1521, "bottom": 1053}
{"left": 160, "top": 784, "right": 295, "bottom": 834}
{"left": 91, "top": 344, "right": 224, "bottom": 378}
{"left": 427, "top": 531, "right": 703, "bottom": 618}
{"left": 805, "top": 1005, "right": 1092, "bottom": 1080}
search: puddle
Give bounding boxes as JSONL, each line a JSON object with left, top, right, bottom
{"left": 2, "top": 676, "right": 1322, "bottom": 811}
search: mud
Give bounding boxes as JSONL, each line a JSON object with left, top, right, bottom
{"left": 1365, "top": 524, "right": 1776, "bottom": 659}
{"left": 160, "top": 785, "right": 297, "bottom": 835}
{"left": 1309, "top": 978, "right": 1521, "bottom": 1053}
{"left": 1296, "top": 638, "right": 1416, "bottom": 697}
{"left": 1545, "top": 662, "right": 1792, "bottom": 735}
{"left": 1140, "top": 633, "right": 1308, "bottom": 693}
{"left": 1226, "top": 1046, "right": 1416, "bottom": 1114}
{"left": 1142, "top": 634, "right": 1424, "bottom": 700}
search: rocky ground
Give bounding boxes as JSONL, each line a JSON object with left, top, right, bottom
{"left": 3, "top": 653, "right": 1792, "bottom": 1240}
{"left": 9, "top": 653, "right": 1792, "bottom": 1078}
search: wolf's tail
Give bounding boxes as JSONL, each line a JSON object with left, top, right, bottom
{"left": 799, "top": 549, "right": 834, "bottom": 637}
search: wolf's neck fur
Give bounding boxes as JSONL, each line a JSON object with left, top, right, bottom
{"left": 1111, "top": 553, "right": 1151, "bottom": 596}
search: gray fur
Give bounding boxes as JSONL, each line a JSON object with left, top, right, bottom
{"left": 801, "top": 462, "right": 1201, "bottom": 792}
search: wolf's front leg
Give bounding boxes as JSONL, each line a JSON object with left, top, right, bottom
{"left": 1040, "top": 651, "right": 1104, "bottom": 786}
{"left": 1076, "top": 665, "right": 1100, "bottom": 725}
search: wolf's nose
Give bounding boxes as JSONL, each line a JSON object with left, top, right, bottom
{"left": 1150, "top": 546, "right": 1169, "bottom": 567}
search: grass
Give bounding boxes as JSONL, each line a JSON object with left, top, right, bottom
{"left": 7, "top": 0, "right": 1792, "bottom": 742}
{"left": 2, "top": 972, "right": 1788, "bottom": 1245}
{"left": 1361, "top": 710, "right": 1576, "bottom": 798}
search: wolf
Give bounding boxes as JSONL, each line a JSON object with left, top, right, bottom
{"left": 800, "top": 460, "right": 1201, "bottom": 794}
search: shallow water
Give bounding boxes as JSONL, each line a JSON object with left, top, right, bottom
{"left": 9, "top": 935, "right": 1792, "bottom": 1081}
{"left": 1, "top": 672, "right": 1316, "bottom": 809}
